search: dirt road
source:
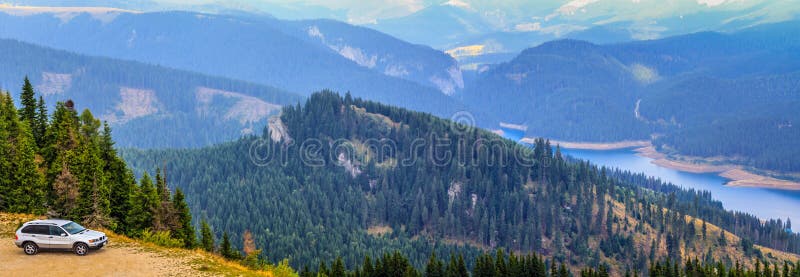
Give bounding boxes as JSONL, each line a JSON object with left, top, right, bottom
{"left": 0, "top": 237, "right": 202, "bottom": 276}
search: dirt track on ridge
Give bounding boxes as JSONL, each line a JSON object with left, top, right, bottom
{"left": 0, "top": 236, "right": 200, "bottom": 276}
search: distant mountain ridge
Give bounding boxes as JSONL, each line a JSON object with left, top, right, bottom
{"left": 0, "top": 8, "right": 470, "bottom": 118}
{"left": 463, "top": 21, "right": 800, "bottom": 172}
{"left": 0, "top": 38, "right": 302, "bottom": 148}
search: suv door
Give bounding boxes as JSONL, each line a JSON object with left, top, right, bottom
{"left": 21, "top": 225, "right": 51, "bottom": 248}
{"left": 49, "top": 226, "right": 71, "bottom": 249}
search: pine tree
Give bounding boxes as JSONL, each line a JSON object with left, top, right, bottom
{"left": 220, "top": 231, "right": 238, "bottom": 260}
{"left": 83, "top": 173, "right": 112, "bottom": 228}
{"left": 173, "top": 188, "right": 195, "bottom": 248}
{"left": 126, "top": 173, "right": 158, "bottom": 235}
{"left": 19, "top": 76, "right": 36, "bottom": 125}
{"left": 99, "top": 121, "right": 135, "bottom": 231}
{"left": 718, "top": 230, "right": 727, "bottom": 246}
{"left": 425, "top": 252, "right": 445, "bottom": 277}
{"left": 33, "top": 95, "right": 47, "bottom": 147}
{"left": 8, "top": 120, "right": 46, "bottom": 214}
{"left": 0, "top": 92, "right": 13, "bottom": 210}
{"left": 153, "top": 168, "right": 176, "bottom": 231}
{"left": 200, "top": 219, "right": 214, "bottom": 252}
{"left": 331, "top": 256, "right": 346, "bottom": 277}
{"left": 456, "top": 255, "right": 468, "bottom": 277}
{"left": 363, "top": 255, "right": 375, "bottom": 277}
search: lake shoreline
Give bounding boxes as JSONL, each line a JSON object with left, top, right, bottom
{"left": 519, "top": 138, "right": 650, "bottom": 150}
{"left": 524, "top": 137, "right": 800, "bottom": 191}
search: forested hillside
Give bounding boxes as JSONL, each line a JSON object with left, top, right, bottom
{"left": 123, "top": 91, "right": 800, "bottom": 274}
{"left": 0, "top": 39, "right": 302, "bottom": 148}
{"left": 463, "top": 21, "right": 800, "bottom": 172}
{"left": 0, "top": 79, "right": 298, "bottom": 274}
{"left": 305, "top": 250, "right": 800, "bottom": 277}
{"left": 0, "top": 9, "right": 472, "bottom": 120}
{"left": 0, "top": 79, "right": 195, "bottom": 244}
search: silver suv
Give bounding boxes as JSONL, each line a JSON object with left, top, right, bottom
{"left": 14, "top": 219, "right": 108, "bottom": 256}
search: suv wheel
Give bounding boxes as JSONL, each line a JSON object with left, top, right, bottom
{"left": 74, "top": 243, "right": 89, "bottom": 256}
{"left": 22, "top": 242, "right": 38, "bottom": 255}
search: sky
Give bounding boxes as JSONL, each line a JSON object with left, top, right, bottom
{"left": 3, "top": 0, "right": 797, "bottom": 48}
{"left": 146, "top": 0, "right": 799, "bottom": 26}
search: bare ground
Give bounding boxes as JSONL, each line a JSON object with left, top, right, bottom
{"left": 0, "top": 213, "right": 269, "bottom": 277}
{"left": 721, "top": 169, "right": 800, "bottom": 191}
{"left": 0, "top": 238, "right": 202, "bottom": 277}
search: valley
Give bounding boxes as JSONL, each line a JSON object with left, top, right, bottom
{"left": 1, "top": 1, "right": 800, "bottom": 276}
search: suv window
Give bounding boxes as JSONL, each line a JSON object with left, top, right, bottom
{"left": 21, "top": 225, "right": 49, "bottom": 235}
{"left": 49, "top": 226, "right": 67, "bottom": 236}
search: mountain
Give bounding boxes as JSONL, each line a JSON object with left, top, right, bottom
{"left": 122, "top": 91, "right": 800, "bottom": 273}
{"left": 279, "top": 19, "right": 464, "bottom": 95}
{"left": 0, "top": 38, "right": 302, "bottom": 148}
{"left": 462, "top": 22, "right": 800, "bottom": 172}
{"left": 369, "top": 3, "right": 494, "bottom": 49}
{"left": 0, "top": 6, "right": 467, "bottom": 112}
{"left": 463, "top": 39, "right": 652, "bottom": 142}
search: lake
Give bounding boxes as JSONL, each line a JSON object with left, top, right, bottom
{"left": 560, "top": 147, "right": 800, "bottom": 222}
{"left": 501, "top": 130, "right": 800, "bottom": 222}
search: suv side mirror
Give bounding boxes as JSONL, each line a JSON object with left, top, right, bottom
{"left": 60, "top": 233, "right": 67, "bottom": 237}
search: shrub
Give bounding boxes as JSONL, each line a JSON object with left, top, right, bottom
{"left": 141, "top": 229, "right": 184, "bottom": 248}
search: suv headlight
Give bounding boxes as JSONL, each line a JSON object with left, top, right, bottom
{"left": 89, "top": 238, "right": 98, "bottom": 243}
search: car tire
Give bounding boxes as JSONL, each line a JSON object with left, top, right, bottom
{"left": 22, "top": 242, "right": 38, "bottom": 255}
{"left": 74, "top": 242, "right": 89, "bottom": 256}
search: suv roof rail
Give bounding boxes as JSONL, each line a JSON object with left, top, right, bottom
{"left": 27, "top": 222, "right": 57, "bottom": 225}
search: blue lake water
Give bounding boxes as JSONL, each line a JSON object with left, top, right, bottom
{"left": 500, "top": 129, "right": 800, "bottom": 222}
{"left": 560, "top": 147, "right": 800, "bottom": 222}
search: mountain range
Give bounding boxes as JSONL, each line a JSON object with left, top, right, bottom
{"left": 0, "top": 6, "right": 467, "bottom": 114}
{"left": 463, "top": 21, "right": 800, "bottom": 172}
{"left": 0, "top": 38, "right": 300, "bottom": 148}
{"left": 1, "top": 4, "right": 798, "bottom": 172}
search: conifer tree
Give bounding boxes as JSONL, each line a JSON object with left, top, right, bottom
{"left": 425, "top": 252, "right": 444, "bottom": 277}
{"left": 8, "top": 119, "right": 46, "bottom": 214}
{"left": 363, "top": 255, "right": 375, "bottom": 277}
{"left": 126, "top": 173, "right": 158, "bottom": 235}
{"left": 200, "top": 219, "right": 214, "bottom": 252}
{"left": 455, "top": 255, "right": 468, "bottom": 277}
{"left": 221, "top": 231, "right": 239, "bottom": 260}
{"left": 19, "top": 76, "right": 36, "bottom": 125}
{"left": 331, "top": 256, "right": 346, "bottom": 277}
{"left": 99, "top": 122, "right": 135, "bottom": 229}
{"left": 173, "top": 188, "right": 195, "bottom": 248}
{"left": 83, "top": 175, "right": 111, "bottom": 228}
{"left": 34, "top": 95, "right": 47, "bottom": 147}
{"left": 0, "top": 92, "right": 12, "bottom": 210}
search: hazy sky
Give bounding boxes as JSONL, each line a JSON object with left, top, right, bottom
{"left": 149, "top": 0, "right": 799, "bottom": 26}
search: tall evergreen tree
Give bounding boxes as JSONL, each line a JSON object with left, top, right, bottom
{"left": 19, "top": 76, "right": 36, "bottom": 125}
{"left": 7, "top": 118, "right": 46, "bottom": 214}
{"left": 200, "top": 219, "right": 215, "bottom": 252}
{"left": 221, "top": 231, "right": 239, "bottom": 260}
{"left": 126, "top": 173, "right": 158, "bottom": 235}
{"left": 331, "top": 256, "right": 346, "bottom": 277}
{"left": 0, "top": 92, "right": 13, "bottom": 210}
{"left": 425, "top": 252, "right": 444, "bottom": 277}
{"left": 173, "top": 188, "right": 195, "bottom": 248}
{"left": 33, "top": 95, "right": 47, "bottom": 147}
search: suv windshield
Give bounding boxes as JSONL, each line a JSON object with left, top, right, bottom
{"left": 61, "top": 222, "right": 86, "bottom": 235}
